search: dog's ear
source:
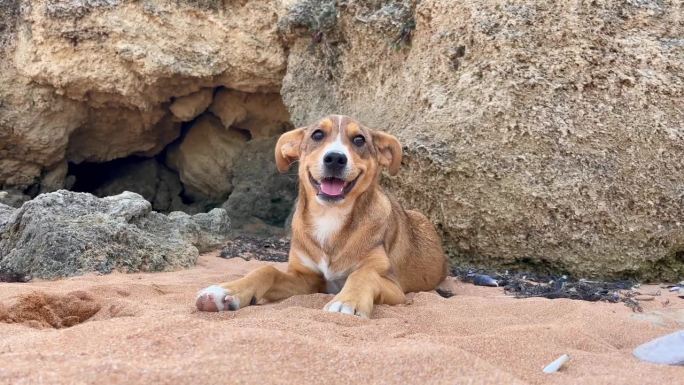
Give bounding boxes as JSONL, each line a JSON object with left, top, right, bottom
{"left": 373, "top": 131, "right": 403, "bottom": 176}
{"left": 275, "top": 127, "right": 305, "bottom": 173}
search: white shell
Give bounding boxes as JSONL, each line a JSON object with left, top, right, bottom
{"left": 543, "top": 354, "right": 571, "bottom": 373}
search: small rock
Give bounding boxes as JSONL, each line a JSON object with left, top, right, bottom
{"left": 633, "top": 331, "right": 684, "bottom": 365}
{"left": 470, "top": 274, "right": 498, "bottom": 287}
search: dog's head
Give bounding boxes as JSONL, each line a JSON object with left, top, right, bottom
{"left": 275, "top": 115, "right": 402, "bottom": 204}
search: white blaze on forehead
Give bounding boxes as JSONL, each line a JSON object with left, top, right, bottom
{"left": 321, "top": 115, "right": 352, "bottom": 163}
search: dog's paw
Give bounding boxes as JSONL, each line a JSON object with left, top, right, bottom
{"left": 195, "top": 285, "right": 240, "bottom": 312}
{"left": 323, "top": 300, "right": 369, "bottom": 318}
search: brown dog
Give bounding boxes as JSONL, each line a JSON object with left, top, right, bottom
{"left": 196, "top": 115, "right": 448, "bottom": 317}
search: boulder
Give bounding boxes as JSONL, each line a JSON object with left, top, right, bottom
{"left": 280, "top": 0, "right": 684, "bottom": 279}
{"left": 210, "top": 89, "right": 292, "bottom": 139}
{"left": 0, "top": 190, "right": 230, "bottom": 279}
{"left": 222, "top": 137, "right": 297, "bottom": 229}
{"left": 168, "top": 209, "right": 231, "bottom": 253}
{"left": 90, "top": 158, "right": 189, "bottom": 213}
{"left": 39, "top": 161, "right": 69, "bottom": 193}
{"left": 169, "top": 88, "right": 214, "bottom": 122}
{"left": 166, "top": 114, "right": 247, "bottom": 200}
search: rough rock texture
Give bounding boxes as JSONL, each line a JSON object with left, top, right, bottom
{"left": 169, "top": 88, "right": 214, "bottom": 122}
{"left": 223, "top": 137, "right": 298, "bottom": 229}
{"left": 210, "top": 89, "right": 293, "bottom": 139}
{"left": 168, "top": 208, "right": 231, "bottom": 253}
{"left": 280, "top": 0, "right": 684, "bottom": 279}
{"left": 66, "top": 106, "right": 180, "bottom": 163}
{"left": 0, "top": 190, "right": 30, "bottom": 208}
{"left": 2, "top": 0, "right": 683, "bottom": 279}
{"left": 0, "top": 0, "right": 288, "bottom": 190}
{"left": 0, "top": 203, "right": 13, "bottom": 228}
{"left": 0, "top": 190, "right": 230, "bottom": 279}
{"left": 166, "top": 115, "right": 248, "bottom": 200}
{"left": 90, "top": 158, "right": 191, "bottom": 213}
{"left": 15, "top": 0, "right": 286, "bottom": 107}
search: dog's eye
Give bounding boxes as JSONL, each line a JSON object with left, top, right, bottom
{"left": 352, "top": 135, "right": 365, "bottom": 147}
{"left": 311, "top": 130, "right": 325, "bottom": 141}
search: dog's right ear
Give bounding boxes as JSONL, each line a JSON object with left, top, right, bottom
{"left": 275, "top": 127, "right": 305, "bottom": 173}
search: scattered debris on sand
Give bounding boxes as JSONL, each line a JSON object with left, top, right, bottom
{"left": 449, "top": 267, "right": 676, "bottom": 311}
{"left": 219, "top": 235, "right": 289, "bottom": 263}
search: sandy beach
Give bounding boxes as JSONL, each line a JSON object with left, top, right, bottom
{"left": 1, "top": 253, "right": 682, "bottom": 385}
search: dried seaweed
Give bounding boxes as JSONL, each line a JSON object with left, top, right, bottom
{"left": 219, "top": 235, "right": 289, "bottom": 263}
{"left": 451, "top": 266, "right": 648, "bottom": 310}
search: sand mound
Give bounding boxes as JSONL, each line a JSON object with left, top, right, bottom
{"left": 0, "top": 290, "right": 101, "bottom": 328}
{"left": 0, "top": 253, "right": 682, "bottom": 384}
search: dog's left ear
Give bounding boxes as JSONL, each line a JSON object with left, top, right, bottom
{"left": 275, "top": 127, "right": 305, "bottom": 173}
{"left": 372, "top": 131, "right": 403, "bottom": 176}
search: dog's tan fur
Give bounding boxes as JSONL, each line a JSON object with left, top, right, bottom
{"left": 196, "top": 115, "right": 447, "bottom": 317}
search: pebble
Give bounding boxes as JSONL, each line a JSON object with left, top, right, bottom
{"left": 633, "top": 331, "right": 684, "bottom": 365}
{"left": 471, "top": 274, "right": 499, "bottom": 287}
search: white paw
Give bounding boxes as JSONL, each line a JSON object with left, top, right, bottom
{"left": 195, "top": 285, "right": 240, "bottom": 312}
{"left": 323, "top": 301, "right": 368, "bottom": 318}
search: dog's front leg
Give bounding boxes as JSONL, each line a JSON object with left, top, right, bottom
{"left": 324, "top": 250, "right": 405, "bottom": 318}
{"left": 196, "top": 266, "right": 322, "bottom": 312}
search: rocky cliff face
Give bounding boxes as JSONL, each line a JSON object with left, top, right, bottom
{"left": 280, "top": 0, "right": 684, "bottom": 279}
{"left": 0, "top": 0, "right": 295, "bottom": 225}
{"left": 1, "top": 0, "right": 683, "bottom": 279}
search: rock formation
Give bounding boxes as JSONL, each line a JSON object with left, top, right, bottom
{"left": 1, "top": 0, "right": 682, "bottom": 279}
{"left": 279, "top": 0, "right": 684, "bottom": 279}
{"left": 0, "top": 190, "right": 230, "bottom": 279}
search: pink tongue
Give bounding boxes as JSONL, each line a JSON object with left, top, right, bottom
{"left": 320, "top": 178, "right": 345, "bottom": 196}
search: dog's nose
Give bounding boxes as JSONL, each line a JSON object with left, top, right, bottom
{"left": 323, "top": 152, "right": 347, "bottom": 172}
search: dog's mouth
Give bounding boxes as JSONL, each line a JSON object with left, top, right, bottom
{"left": 309, "top": 172, "right": 360, "bottom": 201}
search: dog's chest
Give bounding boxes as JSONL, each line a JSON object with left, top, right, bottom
{"left": 297, "top": 254, "right": 348, "bottom": 294}
{"left": 311, "top": 208, "right": 349, "bottom": 246}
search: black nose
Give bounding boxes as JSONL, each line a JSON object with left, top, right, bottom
{"left": 323, "top": 152, "right": 347, "bottom": 172}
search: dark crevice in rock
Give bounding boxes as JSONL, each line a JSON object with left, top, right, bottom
{"left": 54, "top": 87, "right": 298, "bottom": 236}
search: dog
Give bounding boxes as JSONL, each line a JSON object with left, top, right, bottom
{"left": 196, "top": 115, "right": 448, "bottom": 317}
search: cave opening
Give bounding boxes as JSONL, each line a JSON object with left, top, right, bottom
{"left": 63, "top": 87, "right": 298, "bottom": 236}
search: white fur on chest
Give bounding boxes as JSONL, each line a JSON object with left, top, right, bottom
{"left": 298, "top": 253, "right": 345, "bottom": 281}
{"left": 297, "top": 253, "right": 347, "bottom": 293}
{"left": 311, "top": 207, "right": 350, "bottom": 246}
